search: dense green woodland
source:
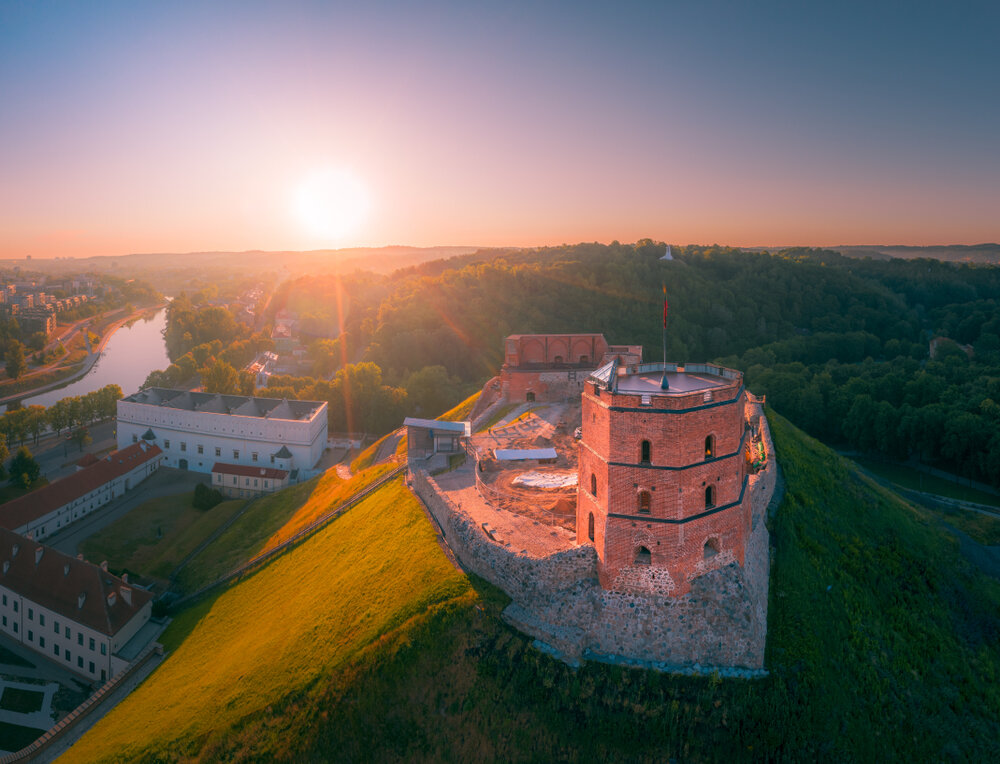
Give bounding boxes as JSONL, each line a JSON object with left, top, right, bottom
{"left": 155, "top": 242, "right": 1000, "bottom": 486}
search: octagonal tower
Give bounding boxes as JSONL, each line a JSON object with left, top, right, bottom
{"left": 577, "top": 360, "right": 751, "bottom": 596}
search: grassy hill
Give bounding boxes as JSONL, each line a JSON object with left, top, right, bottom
{"left": 65, "top": 415, "right": 999, "bottom": 761}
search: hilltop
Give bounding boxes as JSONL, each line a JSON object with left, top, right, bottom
{"left": 61, "top": 412, "right": 999, "bottom": 762}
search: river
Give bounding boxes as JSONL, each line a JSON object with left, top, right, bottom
{"left": 21, "top": 308, "right": 170, "bottom": 408}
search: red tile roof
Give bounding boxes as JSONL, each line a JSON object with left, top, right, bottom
{"left": 210, "top": 462, "right": 288, "bottom": 480}
{"left": 0, "top": 442, "right": 163, "bottom": 532}
{"left": 0, "top": 527, "right": 152, "bottom": 636}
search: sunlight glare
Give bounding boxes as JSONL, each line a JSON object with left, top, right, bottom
{"left": 292, "top": 167, "right": 371, "bottom": 243}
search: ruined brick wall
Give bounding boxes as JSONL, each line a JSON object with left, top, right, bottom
{"left": 501, "top": 369, "right": 593, "bottom": 403}
{"left": 505, "top": 334, "right": 608, "bottom": 367}
{"left": 410, "top": 469, "right": 598, "bottom": 603}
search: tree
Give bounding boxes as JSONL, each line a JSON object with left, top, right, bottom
{"left": 0, "top": 434, "right": 8, "bottom": 480}
{"left": 8, "top": 446, "right": 40, "bottom": 488}
{"left": 201, "top": 359, "right": 241, "bottom": 394}
{"left": 5, "top": 341, "right": 25, "bottom": 380}
{"left": 69, "top": 427, "right": 92, "bottom": 452}
{"left": 192, "top": 482, "right": 224, "bottom": 510}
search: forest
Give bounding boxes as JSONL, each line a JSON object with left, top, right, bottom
{"left": 152, "top": 242, "right": 1000, "bottom": 487}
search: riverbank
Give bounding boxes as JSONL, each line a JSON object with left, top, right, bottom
{"left": 0, "top": 303, "right": 167, "bottom": 408}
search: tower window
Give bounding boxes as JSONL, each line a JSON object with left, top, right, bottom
{"left": 553, "top": 355, "right": 563, "bottom": 364}
{"left": 705, "top": 485, "right": 715, "bottom": 508}
{"left": 705, "top": 435, "right": 714, "bottom": 459}
{"left": 704, "top": 537, "right": 720, "bottom": 559}
{"left": 579, "top": 355, "right": 588, "bottom": 364}
{"left": 526, "top": 391, "right": 536, "bottom": 402}
{"left": 590, "top": 473, "right": 597, "bottom": 496}
{"left": 635, "top": 546, "right": 651, "bottom": 565}
{"left": 638, "top": 491, "right": 651, "bottom": 514}
{"left": 640, "top": 440, "right": 651, "bottom": 465}
{"left": 588, "top": 513, "right": 595, "bottom": 542}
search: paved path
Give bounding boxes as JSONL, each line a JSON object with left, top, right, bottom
{"left": 46, "top": 468, "right": 208, "bottom": 556}
{"left": 374, "top": 428, "right": 404, "bottom": 464}
{"left": 39, "top": 651, "right": 166, "bottom": 761}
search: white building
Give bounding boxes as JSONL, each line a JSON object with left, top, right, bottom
{"left": 0, "top": 442, "right": 164, "bottom": 543}
{"left": 0, "top": 528, "right": 153, "bottom": 682}
{"left": 117, "top": 388, "right": 328, "bottom": 477}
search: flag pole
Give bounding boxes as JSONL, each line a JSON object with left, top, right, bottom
{"left": 660, "top": 285, "right": 669, "bottom": 390}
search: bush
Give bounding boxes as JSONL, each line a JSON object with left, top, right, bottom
{"left": 192, "top": 483, "right": 224, "bottom": 511}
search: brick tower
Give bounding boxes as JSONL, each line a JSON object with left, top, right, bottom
{"left": 576, "top": 360, "right": 752, "bottom": 596}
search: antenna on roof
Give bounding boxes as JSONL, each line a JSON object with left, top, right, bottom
{"left": 660, "top": 285, "right": 670, "bottom": 390}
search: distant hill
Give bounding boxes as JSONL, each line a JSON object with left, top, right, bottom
{"left": 2, "top": 245, "right": 481, "bottom": 278}
{"left": 65, "top": 413, "right": 1000, "bottom": 762}
{"left": 833, "top": 243, "right": 1000, "bottom": 264}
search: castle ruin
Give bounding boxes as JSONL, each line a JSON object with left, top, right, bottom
{"left": 409, "top": 334, "right": 775, "bottom": 674}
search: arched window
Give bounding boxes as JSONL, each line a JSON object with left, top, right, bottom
{"left": 705, "top": 435, "right": 714, "bottom": 460}
{"left": 588, "top": 512, "right": 595, "bottom": 541}
{"left": 705, "top": 485, "right": 715, "bottom": 508}
{"left": 638, "top": 491, "right": 651, "bottom": 514}
{"left": 579, "top": 355, "right": 589, "bottom": 365}
{"left": 553, "top": 355, "right": 563, "bottom": 364}
{"left": 590, "top": 473, "right": 597, "bottom": 496}
{"left": 640, "top": 440, "right": 651, "bottom": 465}
{"left": 704, "top": 537, "right": 720, "bottom": 559}
{"left": 635, "top": 546, "right": 651, "bottom": 565}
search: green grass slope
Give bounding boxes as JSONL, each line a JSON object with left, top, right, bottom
{"left": 65, "top": 414, "right": 999, "bottom": 762}
{"left": 63, "top": 475, "right": 470, "bottom": 763}
{"left": 291, "top": 413, "right": 998, "bottom": 762}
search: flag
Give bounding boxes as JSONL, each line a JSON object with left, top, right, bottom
{"left": 662, "top": 285, "right": 668, "bottom": 328}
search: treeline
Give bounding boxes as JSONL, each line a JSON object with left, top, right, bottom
{"left": 153, "top": 242, "right": 1000, "bottom": 483}
{"left": 164, "top": 294, "right": 247, "bottom": 360}
{"left": 0, "top": 384, "right": 123, "bottom": 447}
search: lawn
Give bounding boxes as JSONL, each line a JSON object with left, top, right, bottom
{"left": 438, "top": 390, "right": 480, "bottom": 421}
{"left": 63, "top": 476, "right": 470, "bottom": 762}
{"left": 80, "top": 492, "right": 245, "bottom": 582}
{"left": 174, "top": 462, "right": 398, "bottom": 594}
{"left": 0, "top": 687, "right": 43, "bottom": 714}
{"left": 475, "top": 402, "right": 518, "bottom": 432}
{"left": 62, "top": 412, "right": 1000, "bottom": 762}
{"left": 0, "top": 721, "right": 46, "bottom": 753}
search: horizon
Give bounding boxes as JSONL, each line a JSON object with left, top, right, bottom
{"left": 2, "top": 1, "right": 998, "bottom": 259}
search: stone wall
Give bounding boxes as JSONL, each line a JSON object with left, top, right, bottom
{"left": 408, "top": 400, "right": 775, "bottom": 674}
{"left": 500, "top": 368, "right": 593, "bottom": 403}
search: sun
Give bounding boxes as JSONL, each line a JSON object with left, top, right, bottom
{"left": 291, "top": 166, "right": 371, "bottom": 243}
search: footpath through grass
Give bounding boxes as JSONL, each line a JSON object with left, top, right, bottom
{"left": 64, "top": 474, "right": 470, "bottom": 763}
{"left": 80, "top": 493, "right": 244, "bottom": 582}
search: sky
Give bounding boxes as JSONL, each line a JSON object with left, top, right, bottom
{"left": 1, "top": 0, "right": 998, "bottom": 258}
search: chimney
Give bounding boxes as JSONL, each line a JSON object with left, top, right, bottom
{"left": 34, "top": 547, "right": 43, "bottom": 565}
{"left": 122, "top": 573, "right": 129, "bottom": 584}
{"left": 107, "top": 591, "right": 117, "bottom": 607}
{"left": 77, "top": 592, "right": 86, "bottom": 609}
{"left": 100, "top": 561, "right": 108, "bottom": 571}
{"left": 120, "top": 587, "right": 132, "bottom": 607}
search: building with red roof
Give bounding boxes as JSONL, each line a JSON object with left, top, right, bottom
{"left": 0, "top": 442, "right": 163, "bottom": 542}
{"left": 211, "top": 462, "right": 290, "bottom": 498}
{"left": 0, "top": 527, "right": 153, "bottom": 681}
